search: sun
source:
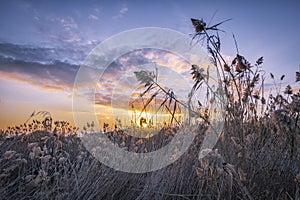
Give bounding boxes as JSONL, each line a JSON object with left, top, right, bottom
{"left": 138, "top": 112, "right": 148, "bottom": 128}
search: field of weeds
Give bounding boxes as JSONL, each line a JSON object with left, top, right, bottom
{"left": 0, "top": 94, "right": 299, "bottom": 199}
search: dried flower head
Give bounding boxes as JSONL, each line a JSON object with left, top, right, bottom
{"left": 252, "top": 91, "right": 260, "bottom": 99}
{"left": 224, "top": 64, "right": 231, "bottom": 72}
{"left": 232, "top": 54, "right": 250, "bottom": 73}
{"left": 296, "top": 71, "right": 300, "bottom": 82}
{"left": 284, "top": 85, "right": 293, "bottom": 95}
{"left": 4, "top": 150, "right": 16, "bottom": 160}
{"left": 134, "top": 70, "right": 155, "bottom": 86}
{"left": 261, "top": 97, "right": 266, "bottom": 104}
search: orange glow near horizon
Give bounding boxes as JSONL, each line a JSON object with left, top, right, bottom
{"left": 0, "top": 77, "right": 74, "bottom": 129}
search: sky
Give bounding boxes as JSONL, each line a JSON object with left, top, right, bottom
{"left": 0, "top": 0, "right": 299, "bottom": 129}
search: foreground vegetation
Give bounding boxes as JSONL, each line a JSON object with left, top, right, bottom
{"left": 0, "top": 116, "right": 299, "bottom": 199}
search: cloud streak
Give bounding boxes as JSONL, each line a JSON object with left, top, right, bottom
{"left": 112, "top": 4, "right": 128, "bottom": 19}
{"left": 0, "top": 56, "right": 78, "bottom": 91}
{"left": 88, "top": 14, "right": 99, "bottom": 20}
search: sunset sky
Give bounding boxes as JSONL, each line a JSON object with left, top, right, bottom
{"left": 0, "top": 0, "right": 299, "bottom": 129}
